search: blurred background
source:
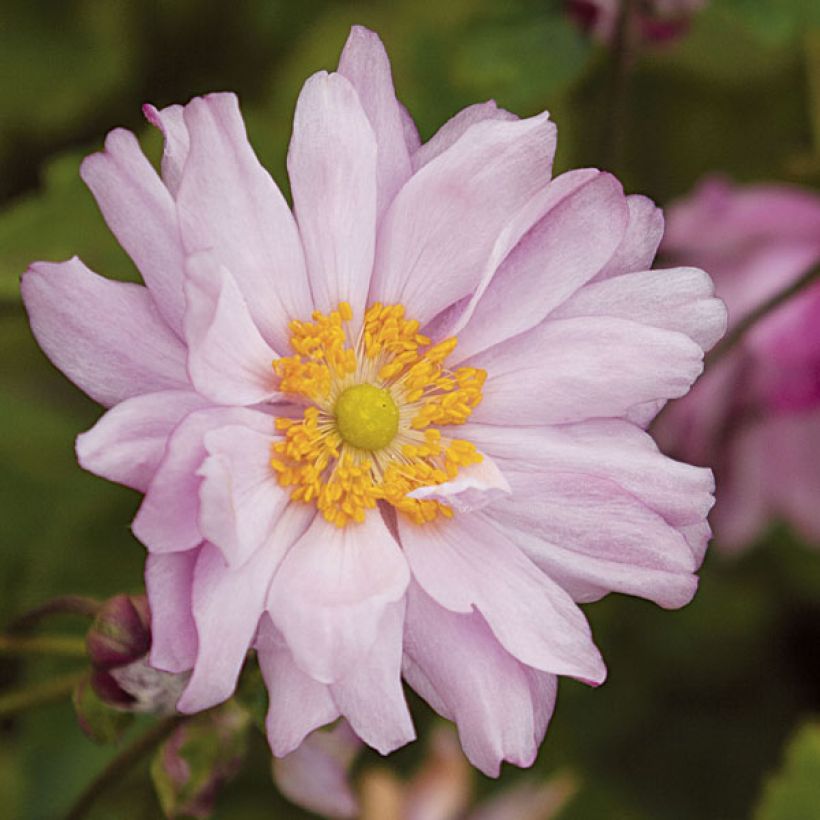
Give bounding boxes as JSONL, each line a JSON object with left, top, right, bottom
{"left": 2, "top": 1, "right": 820, "bottom": 818}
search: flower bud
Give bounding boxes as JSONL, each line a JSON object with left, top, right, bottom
{"left": 86, "top": 593, "right": 151, "bottom": 671}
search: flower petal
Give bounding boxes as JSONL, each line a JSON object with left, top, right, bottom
{"left": 338, "top": 26, "right": 412, "bottom": 220}
{"left": 133, "top": 407, "right": 274, "bottom": 555}
{"left": 142, "top": 103, "right": 190, "bottom": 195}
{"left": 176, "top": 93, "right": 312, "bottom": 352}
{"left": 370, "top": 113, "right": 556, "bottom": 325}
{"left": 183, "top": 252, "right": 279, "bottom": 405}
{"left": 593, "top": 194, "right": 664, "bottom": 281}
{"left": 268, "top": 512, "right": 410, "bottom": 684}
{"left": 177, "top": 504, "right": 313, "bottom": 712}
{"left": 398, "top": 516, "right": 605, "bottom": 683}
{"left": 257, "top": 616, "right": 340, "bottom": 756}
{"left": 77, "top": 390, "right": 208, "bottom": 492}
{"left": 145, "top": 549, "right": 199, "bottom": 673}
{"left": 197, "top": 424, "right": 289, "bottom": 568}
{"left": 451, "top": 171, "right": 629, "bottom": 361}
{"left": 403, "top": 582, "right": 557, "bottom": 777}
{"left": 288, "top": 71, "right": 378, "bottom": 320}
{"left": 408, "top": 453, "right": 511, "bottom": 513}
{"left": 469, "top": 316, "right": 704, "bottom": 426}
{"left": 80, "top": 129, "right": 186, "bottom": 333}
{"left": 22, "top": 258, "right": 189, "bottom": 407}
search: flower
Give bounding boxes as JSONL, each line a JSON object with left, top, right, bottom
{"left": 567, "top": 0, "right": 707, "bottom": 44}
{"left": 655, "top": 177, "right": 820, "bottom": 551}
{"left": 22, "top": 25, "right": 725, "bottom": 775}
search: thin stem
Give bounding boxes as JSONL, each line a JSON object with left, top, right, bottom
{"left": 63, "top": 715, "right": 185, "bottom": 820}
{"left": 0, "top": 634, "right": 88, "bottom": 657}
{"left": 0, "top": 670, "right": 85, "bottom": 718}
{"left": 7, "top": 595, "right": 101, "bottom": 632}
{"left": 602, "top": 0, "right": 637, "bottom": 170}
{"left": 705, "top": 263, "right": 820, "bottom": 369}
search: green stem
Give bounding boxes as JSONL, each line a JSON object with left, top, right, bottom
{"left": 0, "top": 670, "right": 85, "bottom": 718}
{"left": 7, "top": 595, "right": 101, "bottom": 632}
{"left": 0, "top": 634, "right": 88, "bottom": 657}
{"left": 602, "top": 0, "right": 637, "bottom": 170}
{"left": 705, "top": 263, "right": 820, "bottom": 369}
{"left": 63, "top": 715, "right": 185, "bottom": 820}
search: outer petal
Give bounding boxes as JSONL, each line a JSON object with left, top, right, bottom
{"left": 370, "top": 113, "right": 557, "bottom": 324}
{"left": 469, "top": 316, "right": 704, "bottom": 427}
{"left": 551, "top": 266, "right": 727, "bottom": 352}
{"left": 398, "top": 516, "right": 605, "bottom": 683}
{"left": 337, "top": 26, "right": 412, "bottom": 220}
{"left": 183, "top": 253, "right": 279, "bottom": 405}
{"left": 133, "top": 407, "right": 274, "bottom": 555}
{"left": 268, "top": 512, "right": 410, "bottom": 684}
{"left": 142, "top": 103, "right": 190, "bottom": 195}
{"left": 257, "top": 617, "right": 340, "bottom": 756}
{"left": 452, "top": 171, "right": 629, "bottom": 361}
{"left": 593, "top": 194, "right": 664, "bottom": 280}
{"left": 22, "top": 259, "right": 189, "bottom": 407}
{"left": 176, "top": 93, "right": 312, "bottom": 352}
{"left": 197, "top": 424, "right": 290, "bottom": 568}
{"left": 77, "top": 390, "right": 208, "bottom": 492}
{"left": 145, "top": 549, "right": 199, "bottom": 673}
{"left": 80, "top": 129, "right": 186, "bottom": 333}
{"left": 288, "top": 71, "right": 378, "bottom": 320}
{"left": 408, "top": 453, "right": 511, "bottom": 513}
{"left": 411, "top": 101, "right": 517, "bottom": 170}
{"left": 403, "top": 582, "right": 557, "bottom": 777}
{"left": 177, "top": 504, "right": 313, "bottom": 712}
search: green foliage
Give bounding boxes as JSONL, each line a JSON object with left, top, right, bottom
{"left": 755, "top": 723, "right": 820, "bottom": 820}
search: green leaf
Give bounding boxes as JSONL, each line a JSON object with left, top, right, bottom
{"left": 755, "top": 723, "right": 820, "bottom": 820}
{"left": 72, "top": 676, "right": 133, "bottom": 745}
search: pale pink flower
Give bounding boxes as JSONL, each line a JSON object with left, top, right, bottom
{"left": 22, "top": 26, "right": 724, "bottom": 774}
{"left": 656, "top": 177, "right": 820, "bottom": 551}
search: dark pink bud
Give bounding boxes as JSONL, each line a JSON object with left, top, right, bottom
{"left": 86, "top": 594, "right": 151, "bottom": 671}
{"left": 90, "top": 668, "right": 137, "bottom": 708}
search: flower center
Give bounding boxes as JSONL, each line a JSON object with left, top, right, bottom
{"left": 334, "top": 383, "right": 399, "bottom": 451}
{"left": 270, "top": 302, "right": 486, "bottom": 527}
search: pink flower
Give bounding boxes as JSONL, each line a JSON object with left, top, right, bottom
{"left": 656, "top": 177, "right": 820, "bottom": 551}
{"left": 567, "top": 0, "right": 707, "bottom": 44}
{"left": 22, "top": 26, "right": 725, "bottom": 775}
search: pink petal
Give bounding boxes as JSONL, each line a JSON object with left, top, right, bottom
{"left": 183, "top": 252, "right": 279, "bottom": 405}
{"left": 329, "top": 601, "right": 415, "bottom": 755}
{"left": 142, "top": 103, "right": 189, "bottom": 195}
{"left": 465, "top": 421, "right": 715, "bottom": 536}
{"left": 403, "top": 582, "right": 558, "bottom": 777}
{"left": 257, "top": 617, "right": 340, "bottom": 756}
{"left": 593, "top": 194, "right": 664, "bottom": 281}
{"left": 197, "top": 424, "right": 289, "bottom": 568}
{"left": 412, "top": 101, "right": 517, "bottom": 170}
{"left": 145, "top": 549, "right": 199, "bottom": 673}
{"left": 370, "top": 113, "right": 556, "bottom": 325}
{"left": 80, "top": 129, "right": 186, "bottom": 333}
{"left": 268, "top": 512, "right": 410, "bottom": 684}
{"left": 551, "top": 266, "right": 727, "bottom": 352}
{"left": 452, "top": 171, "right": 629, "bottom": 361}
{"left": 177, "top": 504, "right": 313, "bottom": 713}
{"left": 400, "top": 102, "right": 421, "bottom": 154}
{"left": 408, "top": 453, "right": 511, "bottom": 513}
{"left": 469, "top": 316, "right": 704, "bottom": 427}
{"left": 337, "top": 26, "right": 412, "bottom": 220}
{"left": 176, "top": 93, "right": 312, "bottom": 353}
{"left": 133, "top": 407, "right": 274, "bottom": 555}
{"left": 22, "top": 258, "right": 189, "bottom": 407}
{"left": 287, "top": 71, "right": 378, "bottom": 320}
{"left": 398, "top": 516, "right": 605, "bottom": 683}
{"left": 272, "top": 721, "right": 361, "bottom": 819}
{"left": 77, "top": 390, "right": 208, "bottom": 492}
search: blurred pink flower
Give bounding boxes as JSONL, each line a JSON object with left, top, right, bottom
{"left": 568, "top": 0, "right": 707, "bottom": 44}
{"left": 22, "top": 26, "right": 724, "bottom": 774}
{"left": 656, "top": 177, "right": 820, "bottom": 550}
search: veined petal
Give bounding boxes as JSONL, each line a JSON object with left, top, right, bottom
{"left": 593, "top": 194, "right": 664, "bottom": 281}
{"left": 338, "top": 25, "right": 412, "bottom": 220}
{"left": 176, "top": 92, "right": 312, "bottom": 352}
{"left": 22, "top": 258, "right": 189, "bottom": 408}
{"left": 80, "top": 129, "right": 186, "bottom": 333}
{"left": 398, "top": 516, "right": 605, "bottom": 683}
{"left": 288, "top": 71, "right": 378, "bottom": 321}
{"left": 268, "top": 512, "right": 410, "bottom": 684}
{"left": 183, "top": 252, "right": 279, "bottom": 405}
{"left": 142, "top": 102, "right": 190, "bottom": 195}
{"left": 77, "top": 390, "right": 208, "bottom": 492}
{"left": 403, "top": 582, "right": 557, "bottom": 777}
